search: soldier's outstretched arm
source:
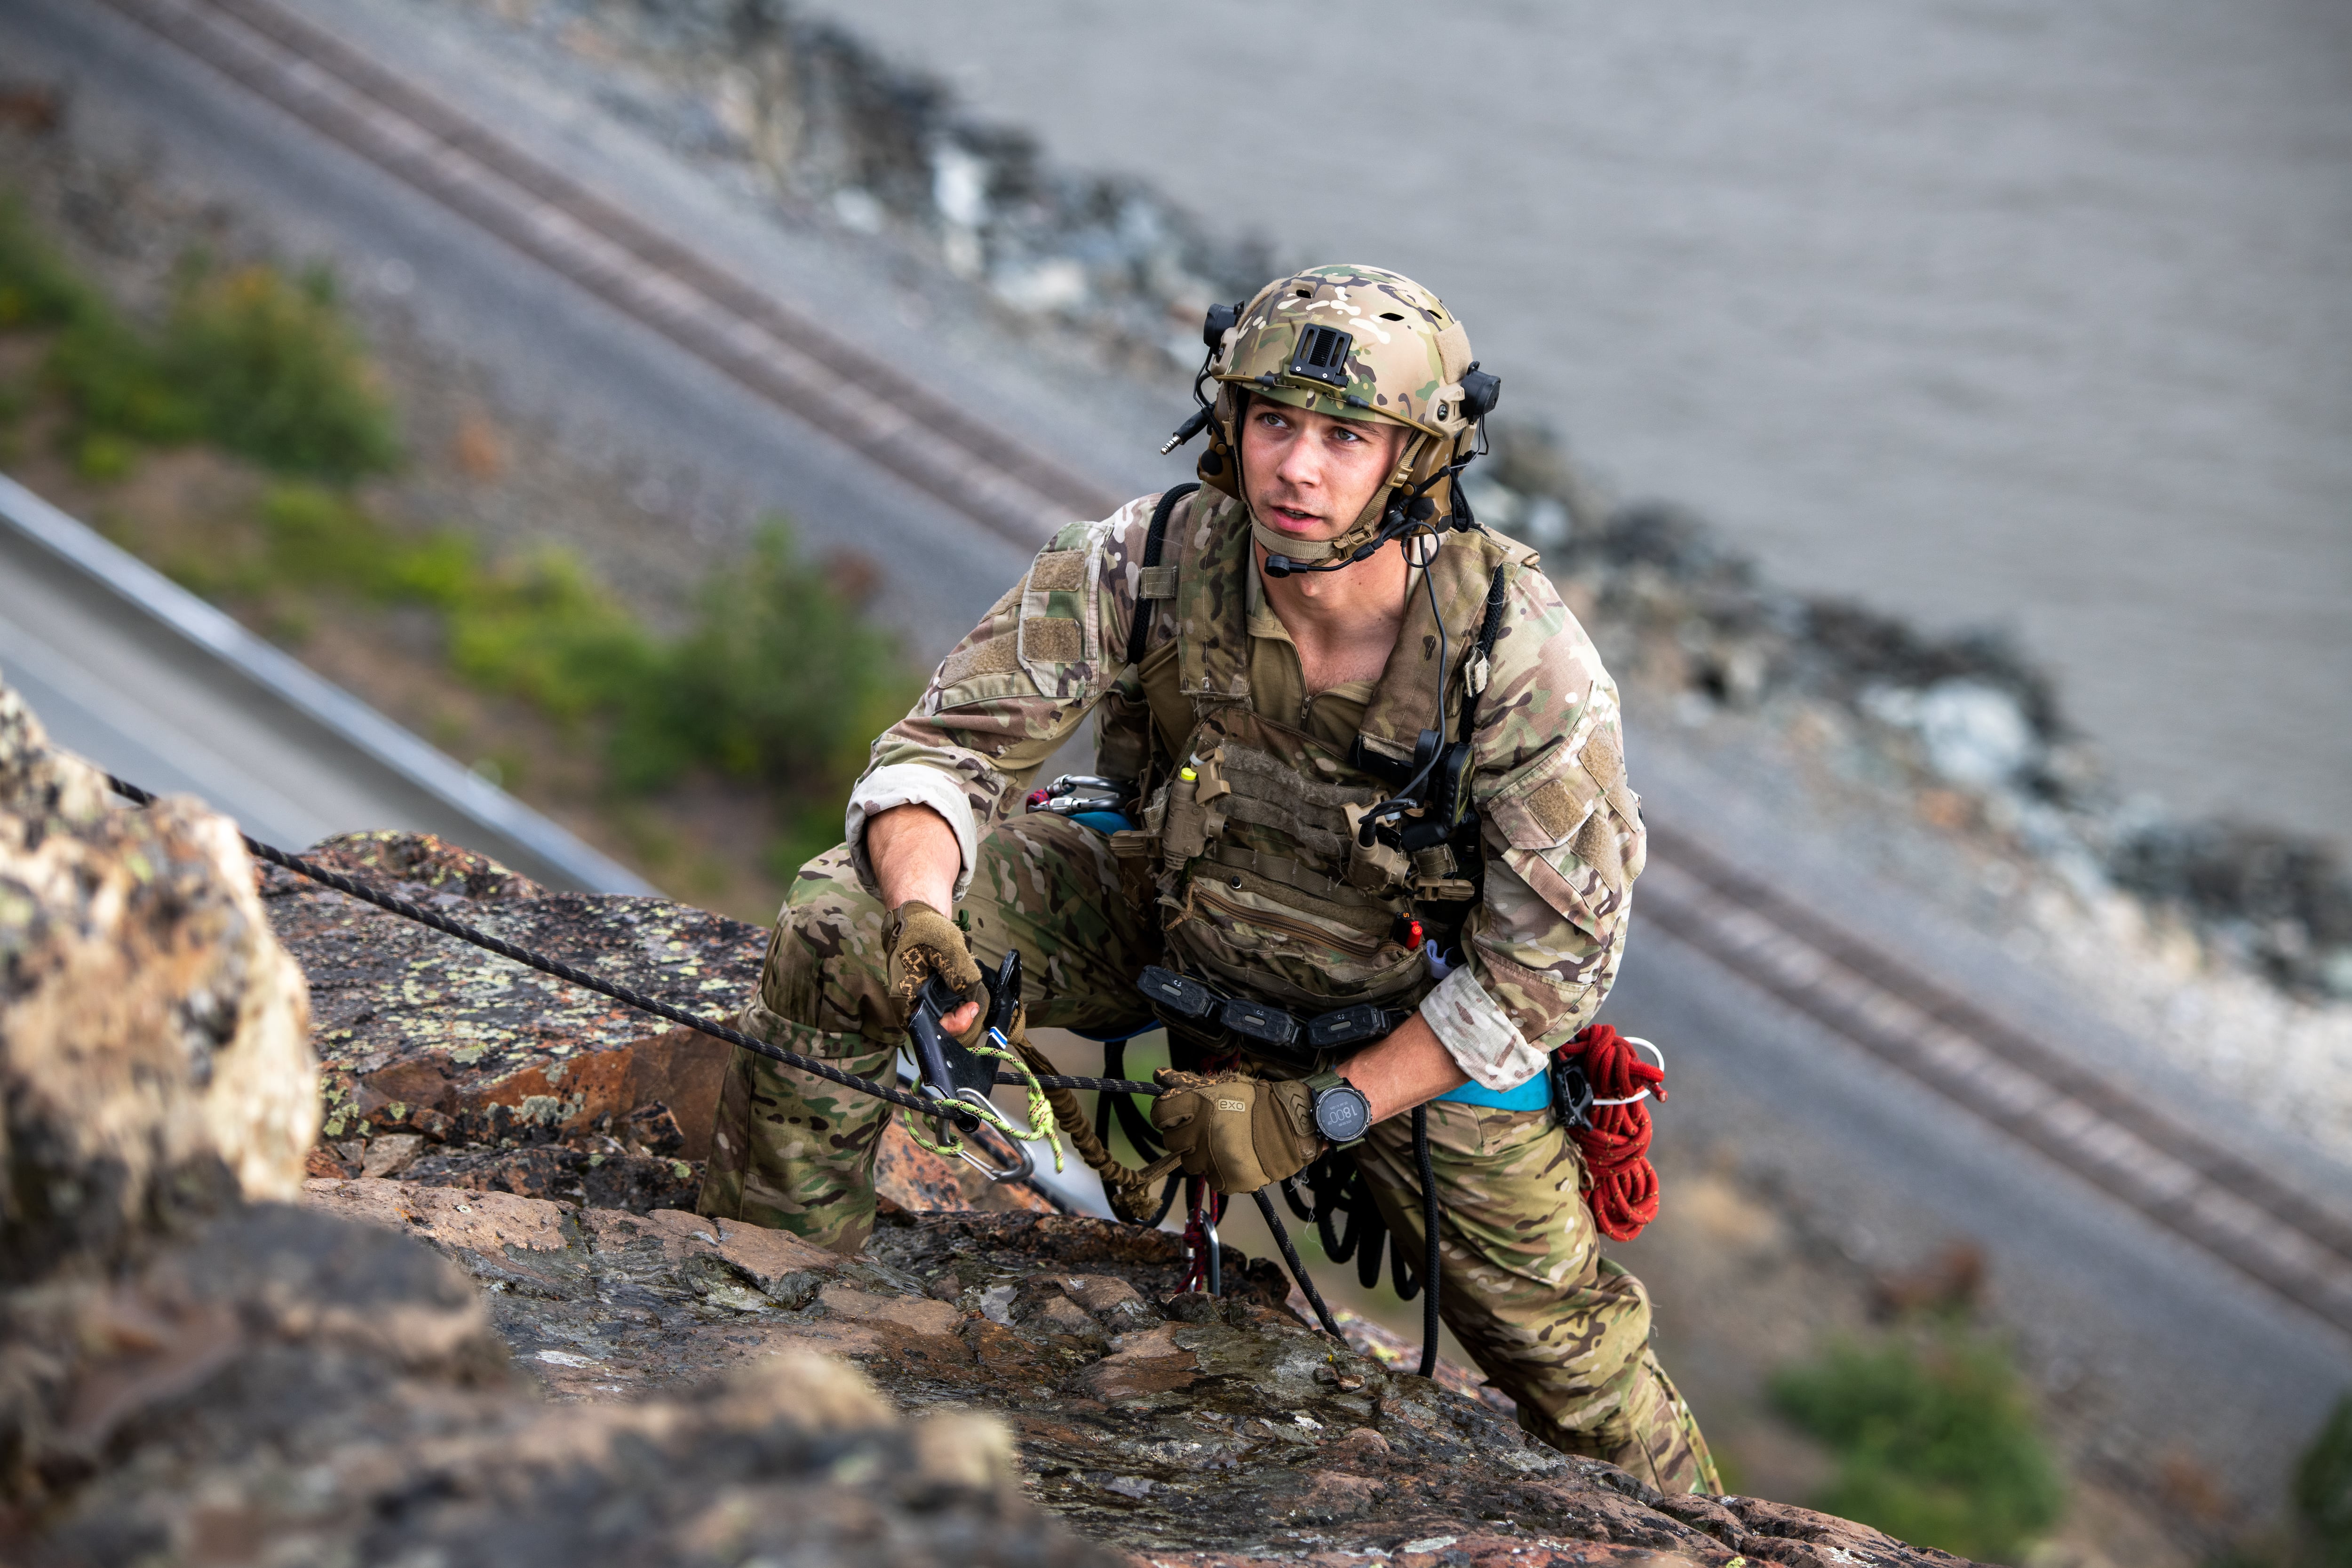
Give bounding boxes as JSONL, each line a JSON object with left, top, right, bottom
{"left": 842, "top": 495, "right": 1167, "bottom": 907}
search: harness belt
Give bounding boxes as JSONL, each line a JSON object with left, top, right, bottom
{"left": 1136, "top": 963, "right": 1411, "bottom": 1063}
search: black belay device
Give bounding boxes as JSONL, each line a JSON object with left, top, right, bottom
{"left": 904, "top": 948, "right": 1035, "bottom": 1183}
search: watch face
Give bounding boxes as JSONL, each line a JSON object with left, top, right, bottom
{"left": 1315, "top": 1083, "right": 1372, "bottom": 1143}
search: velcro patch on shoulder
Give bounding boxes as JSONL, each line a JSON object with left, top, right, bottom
{"left": 1029, "top": 550, "right": 1087, "bottom": 592}
{"left": 1525, "top": 778, "right": 1582, "bottom": 844}
{"left": 1580, "top": 727, "right": 1625, "bottom": 793}
{"left": 1021, "top": 616, "right": 1084, "bottom": 664}
{"left": 942, "top": 637, "right": 1021, "bottom": 687}
{"left": 1486, "top": 741, "right": 1601, "bottom": 850}
{"left": 1137, "top": 564, "right": 1179, "bottom": 599}
{"left": 1575, "top": 806, "right": 1627, "bottom": 893}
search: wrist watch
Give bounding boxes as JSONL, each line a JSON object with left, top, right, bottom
{"left": 1305, "top": 1069, "right": 1373, "bottom": 1144}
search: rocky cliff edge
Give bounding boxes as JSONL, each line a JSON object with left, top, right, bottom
{"left": 0, "top": 676, "right": 1971, "bottom": 1566}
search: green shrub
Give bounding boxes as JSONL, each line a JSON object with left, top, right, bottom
{"left": 1771, "top": 1334, "right": 2064, "bottom": 1563}
{"left": 0, "top": 196, "right": 92, "bottom": 329}
{"left": 0, "top": 199, "right": 397, "bottom": 480}
{"left": 45, "top": 308, "right": 197, "bottom": 446}
{"left": 259, "top": 482, "right": 397, "bottom": 589}
{"left": 613, "top": 522, "right": 915, "bottom": 794}
{"left": 445, "top": 548, "right": 656, "bottom": 723}
{"left": 161, "top": 263, "right": 398, "bottom": 480}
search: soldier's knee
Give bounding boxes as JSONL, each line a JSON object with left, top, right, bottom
{"left": 756, "top": 857, "right": 896, "bottom": 1036}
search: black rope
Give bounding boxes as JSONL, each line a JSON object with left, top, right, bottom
{"left": 106, "top": 774, "right": 977, "bottom": 1121}
{"left": 1025, "top": 1072, "right": 1162, "bottom": 1095}
{"left": 1254, "top": 1187, "right": 1344, "bottom": 1341}
{"left": 1094, "top": 1038, "right": 1124, "bottom": 1151}
{"left": 1414, "top": 1104, "right": 1441, "bottom": 1380}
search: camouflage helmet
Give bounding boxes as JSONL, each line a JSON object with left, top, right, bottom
{"left": 1193, "top": 263, "right": 1498, "bottom": 560}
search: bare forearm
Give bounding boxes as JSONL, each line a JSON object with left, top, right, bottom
{"left": 1338, "top": 1013, "right": 1467, "bottom": 1124}
{"left": 866, "top": 804, "right": 982, "bottom": 1033}
{"left": 867, "top": 804, "right": 962, "bottom": 915}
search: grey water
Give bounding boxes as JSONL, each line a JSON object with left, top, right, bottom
{"left": 796, "top": 0, "right": 2352, "bottom": 848}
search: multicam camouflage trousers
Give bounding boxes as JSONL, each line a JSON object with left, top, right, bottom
{"left": 698, "top": 812, "right": 1718, "bottom": 1494}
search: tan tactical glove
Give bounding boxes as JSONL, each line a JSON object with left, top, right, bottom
{"left": 1144, "top": 1070, "right": 1324, "bottom": 1195}
{"left": 887, "top": 900, "right": 984, "bottom": 1016}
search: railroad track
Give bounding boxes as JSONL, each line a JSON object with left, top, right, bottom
{"left": 1641, "top": 828, "right": 2352, "bottom": 1340}
{"left": 95, "top": 0, "right": 1124, "bottom": 548}
{"left": 93, "top": 0, "right": 2352, "bottom": 1344}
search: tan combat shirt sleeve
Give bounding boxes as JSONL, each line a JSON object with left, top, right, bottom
{"left": 845, "top": 496, "right": 1160, "bottom": 899}
{"left": 1418, "top": 567, "right": 1645, "bottom": 1088}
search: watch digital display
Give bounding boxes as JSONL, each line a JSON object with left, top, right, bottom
{"left": 1313, "top": 1082, "right": 1373, "bottom": 1143}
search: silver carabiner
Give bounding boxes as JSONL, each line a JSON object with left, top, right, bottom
{"left": 948, "top": 1090, "right": 1035, "bottom": 1184}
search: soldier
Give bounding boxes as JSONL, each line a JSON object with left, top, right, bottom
{"left": 699, "top": 263, "right": 1717, "bottom": 1493}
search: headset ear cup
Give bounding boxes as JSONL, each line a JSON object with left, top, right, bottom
{"left": 1458, "top": 363, "right": 1502, "bottom": 421}
{"left": 1197, "top": 386, "right": 1243, "bottom": 495}
{"left": 1203, "top": 300, "right": 1242, "bottom": 360}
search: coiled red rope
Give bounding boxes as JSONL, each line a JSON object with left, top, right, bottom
{"left": 1557, "top": 1024, "right": 1667, "bottom": 1242}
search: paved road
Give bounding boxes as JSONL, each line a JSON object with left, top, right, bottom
{"left": 6, "top": 0, "right": 2345, "bottom": 1525}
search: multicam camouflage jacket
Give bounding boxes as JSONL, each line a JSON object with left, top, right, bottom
{"left": 846, "top": 487, "right": 1645, "bottom": 1091}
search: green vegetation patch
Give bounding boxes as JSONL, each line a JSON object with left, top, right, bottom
{"left": 0, "top": 197, "right": 398, "bottom": 480}
{"left": 237, "top": 485, "right": 915, "bottom": 870}
{"left": 1771, "top": 1332, "right": 2064, "bottom": 1563}
{"left": 163, "top": 262, "right": 399, "bottom": 479}
{"left": 2295, "top": 1393, "right": 2352, "bottom": 1567}
{"left": 0, "top": 194, "right": 86, "bottom": 330}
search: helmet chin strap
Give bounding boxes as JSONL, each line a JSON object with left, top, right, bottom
{"left": 1249, "top": 519, "right": 1336, "bottom": 561}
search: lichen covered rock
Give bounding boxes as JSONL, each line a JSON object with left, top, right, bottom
{"left": 302, "top": 1181, "right": 1973, "bottom": 1566}
{"left": 5, "top": 1197, "right": 1104, "bottom": 1565}
{"left": 0, "top": 685, "right": 314, "bottom": 1283}
{"left": 0, "top": 681, "right": 1113, "bottom": 1566}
